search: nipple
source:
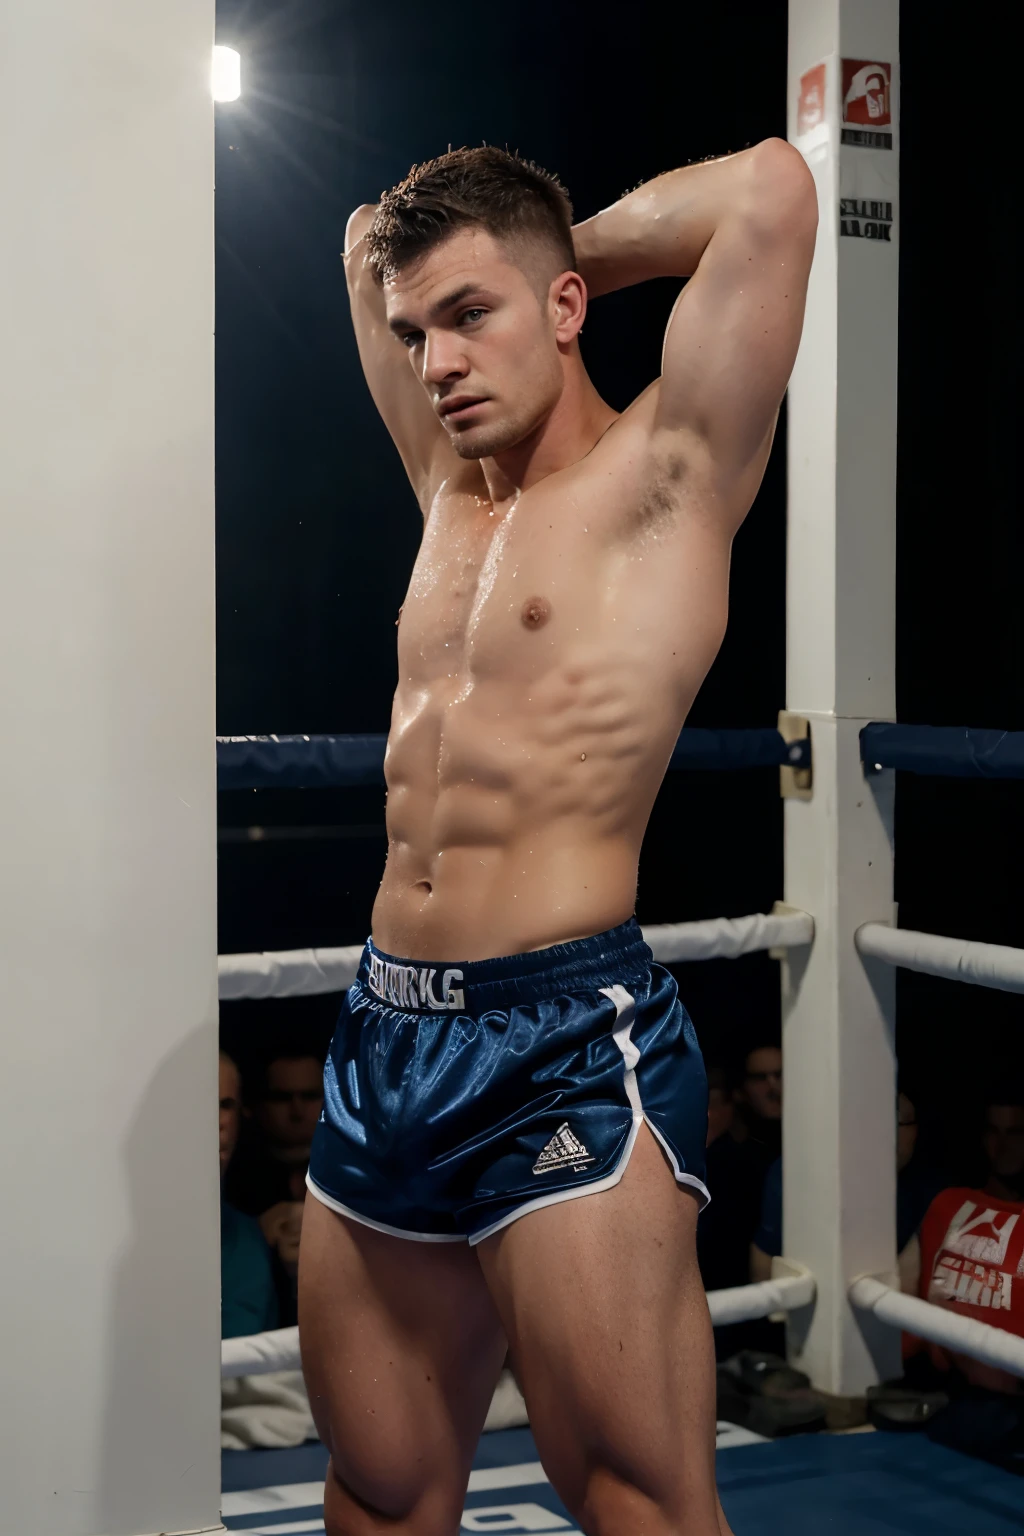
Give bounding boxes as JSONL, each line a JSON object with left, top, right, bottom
{"left": 395, "top": 604, "right": 403, "bottom": 627}
{"left": 520, "top": 596, "right": 551, "bottom": 630}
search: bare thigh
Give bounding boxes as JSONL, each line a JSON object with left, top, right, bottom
{"left": 477, "top": 1123, "right": 731, "bottom": 1536}
{"left": 299, "top": 1196, "right": 507, "bottom": 1535}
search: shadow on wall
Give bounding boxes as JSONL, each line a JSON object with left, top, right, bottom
{"left": 97, "top": 1024, "right": 221, "bottom": 1536}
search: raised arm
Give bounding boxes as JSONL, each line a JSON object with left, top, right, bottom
{"left": 344, "top": 204, "right": 461, "bottom": 513}
{"left": 572, "top": 140, "right": 816, "bottom": 511}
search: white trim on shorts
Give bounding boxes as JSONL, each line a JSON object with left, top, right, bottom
{"left": 305, "top": 1171, "right": 467, "bottom": 1243}
{"left": 469, "top": 984, "right": 710, "bottom": 1246}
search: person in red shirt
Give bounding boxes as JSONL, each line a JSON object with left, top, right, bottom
{"left": 913, "top": 1092, "right": 1024, "bottom": 1396}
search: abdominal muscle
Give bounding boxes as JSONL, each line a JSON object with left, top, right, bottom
{"left": 370, "top": 670, "right": 680, "bottom": 964}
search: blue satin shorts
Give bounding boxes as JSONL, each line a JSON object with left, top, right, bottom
{"left": 307, "top": 918, "right": 709, "bottom": 1245}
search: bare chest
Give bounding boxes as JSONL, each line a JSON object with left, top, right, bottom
{"left": 396, "top": 495, "right": 611, "bottom": 686}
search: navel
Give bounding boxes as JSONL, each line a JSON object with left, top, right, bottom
{"left": 520, "top": 596, "right": 551, "bottom": 630}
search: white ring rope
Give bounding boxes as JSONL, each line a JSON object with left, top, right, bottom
{"left": 706, "top": 1267, "right": 815, "bottom": 1328}
{"left": 217, "top": 908, "right": 815, "bottom": 1001}
{"left": 856, "top": 923, "right": 1024, "bottom": 996}
{"left": 644, "top": 909, "right": 813, "bottom": 964}
{"left": 225, "top": 1268, "right": 1024, "bottom": 1381}
{"left": 849, "top": 1275, "right": 1024, "bottom": 1379}
{"left": 219, "top": 945, "right": 363, "bottom": 1000}
{"left": 222, "top": 1269, "right": 817, "bottom": 1378}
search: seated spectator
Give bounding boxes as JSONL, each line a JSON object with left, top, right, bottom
{"left": 224, "top": 1049, "right": 324, "bottom": 1214}
{"left": 733, "top": 1042, "right": 782, "bottom": 1166}
{"left": 698, "top": 1060, "right": 779, "bottom": 1357}
{"left": 890, "top": 1089, "right": 1024, "bottom": 1471}
{"left": 751, "top": 1090, "right": 947, "bottom": 1288}
{"left": 219, "top": 1051, "right": 278, "bottom": 1339}
{"left": 223, "top": 1048, "right": 325, "bottom": 1327}
{"left": 914, "top": 1180, "right": 1023, "bottom": 1397}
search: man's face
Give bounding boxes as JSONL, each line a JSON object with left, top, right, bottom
{"left": 219, "top": 1055, "right": 241, "bottom": 1175}
{"left": 742, "top": 1047, "right": 782, "bottom": 1121}
{"left": 385, "top": 226, "right": 570, "bottom": 461}
{"left": 256, "top": 1056, "right": 324, "bottom": 1151}
{"left": 984, "top": 1105, "right": 1024, "bottom": 1180}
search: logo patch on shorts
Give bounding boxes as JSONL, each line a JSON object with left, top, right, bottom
{"left": 366, "top": 953, "right": 464, "bottom": 1011}
{"left": 532, "top": 1122, "right": 596, "bottom": 1176}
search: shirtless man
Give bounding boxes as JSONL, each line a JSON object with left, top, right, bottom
{"left": 299, "top": 142, "right": 816, "bottom": 1535}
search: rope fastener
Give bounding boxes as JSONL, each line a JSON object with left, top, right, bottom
{"left": 777, "top": 711, "right": 812, "bottom": 799}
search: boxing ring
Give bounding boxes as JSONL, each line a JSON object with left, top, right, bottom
{"left": 4, "top": 1, "right": 1023, "bottom": 1533}
{"left": 216, "top": 729, "right": 1024, "bottom": 1385}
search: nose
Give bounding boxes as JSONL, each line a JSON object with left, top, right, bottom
{"left": 422, "top": 329, "right": 468, "bottom": 387}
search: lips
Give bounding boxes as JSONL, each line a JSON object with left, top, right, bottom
{"left": 439, "top": 396, "right": 486, "bottom": 420}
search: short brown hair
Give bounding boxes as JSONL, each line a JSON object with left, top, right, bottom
{"left": 366, "top": 145, "right": 575, "bottom": 287}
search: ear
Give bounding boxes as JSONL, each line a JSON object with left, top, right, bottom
{"left": 549, "top": 270, "right": 587, "bottom": 344}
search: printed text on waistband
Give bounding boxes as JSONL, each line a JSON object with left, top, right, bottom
{"left": 367, "top": 953, "right": 465, "bottom": 1011}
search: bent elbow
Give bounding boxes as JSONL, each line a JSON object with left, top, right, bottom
{"left": 345, "top": 202, "right": 379, "bottom": 256}
{"left": 746, "top": 138, "right": 818, "bottom": 241}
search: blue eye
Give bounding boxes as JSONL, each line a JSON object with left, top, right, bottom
{"left": 460, "top": 309, "right": 486, "bottom": 325}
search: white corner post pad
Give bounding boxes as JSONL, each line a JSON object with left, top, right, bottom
{"left": 784, "top": 0, "right": 902, "bottom": 1394}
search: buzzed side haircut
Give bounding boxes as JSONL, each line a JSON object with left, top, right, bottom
{"left": 366, "top": 145, "right": 576, "bottom": 290}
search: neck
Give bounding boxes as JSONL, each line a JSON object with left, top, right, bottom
{"left": 480, "top": 356, "right": 618, "bottom": 503}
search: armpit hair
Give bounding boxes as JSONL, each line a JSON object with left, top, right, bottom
{"left": 625, "top": 453, "right": 686, "bottom": 538}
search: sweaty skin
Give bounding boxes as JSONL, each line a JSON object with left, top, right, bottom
{"left": 353, "top": 145, "right": 816, "bottom": 966}
{"left": 375, "top": 421, "right": 728, "bottom": 960}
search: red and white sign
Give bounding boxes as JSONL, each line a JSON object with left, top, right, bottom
{"left": 918, "top": 1190, "right": 1024, "bottom": 1339}
{"left": 797, "top": 63, "right": 826, "bottom": 137}
{"left": 842, "top": 59, "right": 891, "bottom": 126}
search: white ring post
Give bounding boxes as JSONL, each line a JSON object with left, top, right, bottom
{"left": 784, "top": 0, "right": 902, "bottom": 1393}
{"left": 0, "top": 7, "right": 220, "bottom": 1535}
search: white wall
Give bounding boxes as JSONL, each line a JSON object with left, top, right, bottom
{"left": 0, "top": 4, "right": 220, "bottom": 1532}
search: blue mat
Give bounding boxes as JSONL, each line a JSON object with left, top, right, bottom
{"left": 222, "top": 1427, "right": 1023, "bottom": 1533}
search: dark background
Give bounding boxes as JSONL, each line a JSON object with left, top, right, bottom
{"left": 214, "top": 0, "right": 1021, "bottom": 1178}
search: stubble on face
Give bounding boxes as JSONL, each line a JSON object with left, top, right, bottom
{"left": 447, "top": 401, "right": 544, "bottom": 461}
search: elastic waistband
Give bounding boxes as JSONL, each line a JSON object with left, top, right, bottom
{"left": 358, "top": 918, "right": 652, "bottom": 1015}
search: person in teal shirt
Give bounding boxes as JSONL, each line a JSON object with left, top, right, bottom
{"left": 220, "top": 1051, "right": 279, "bottom": 1338}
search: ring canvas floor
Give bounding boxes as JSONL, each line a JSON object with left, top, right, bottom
{"left": 221, "top": 1422, "right": 1024, "bottom": 1534}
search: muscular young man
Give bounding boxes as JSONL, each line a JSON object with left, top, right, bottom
{"left": 299, "top": 142, "right": 816, "bottom": 1535}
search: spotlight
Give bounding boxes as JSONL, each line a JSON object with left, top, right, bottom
{"left": 212, "top": 46, "right": 241, "bottom": 103}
